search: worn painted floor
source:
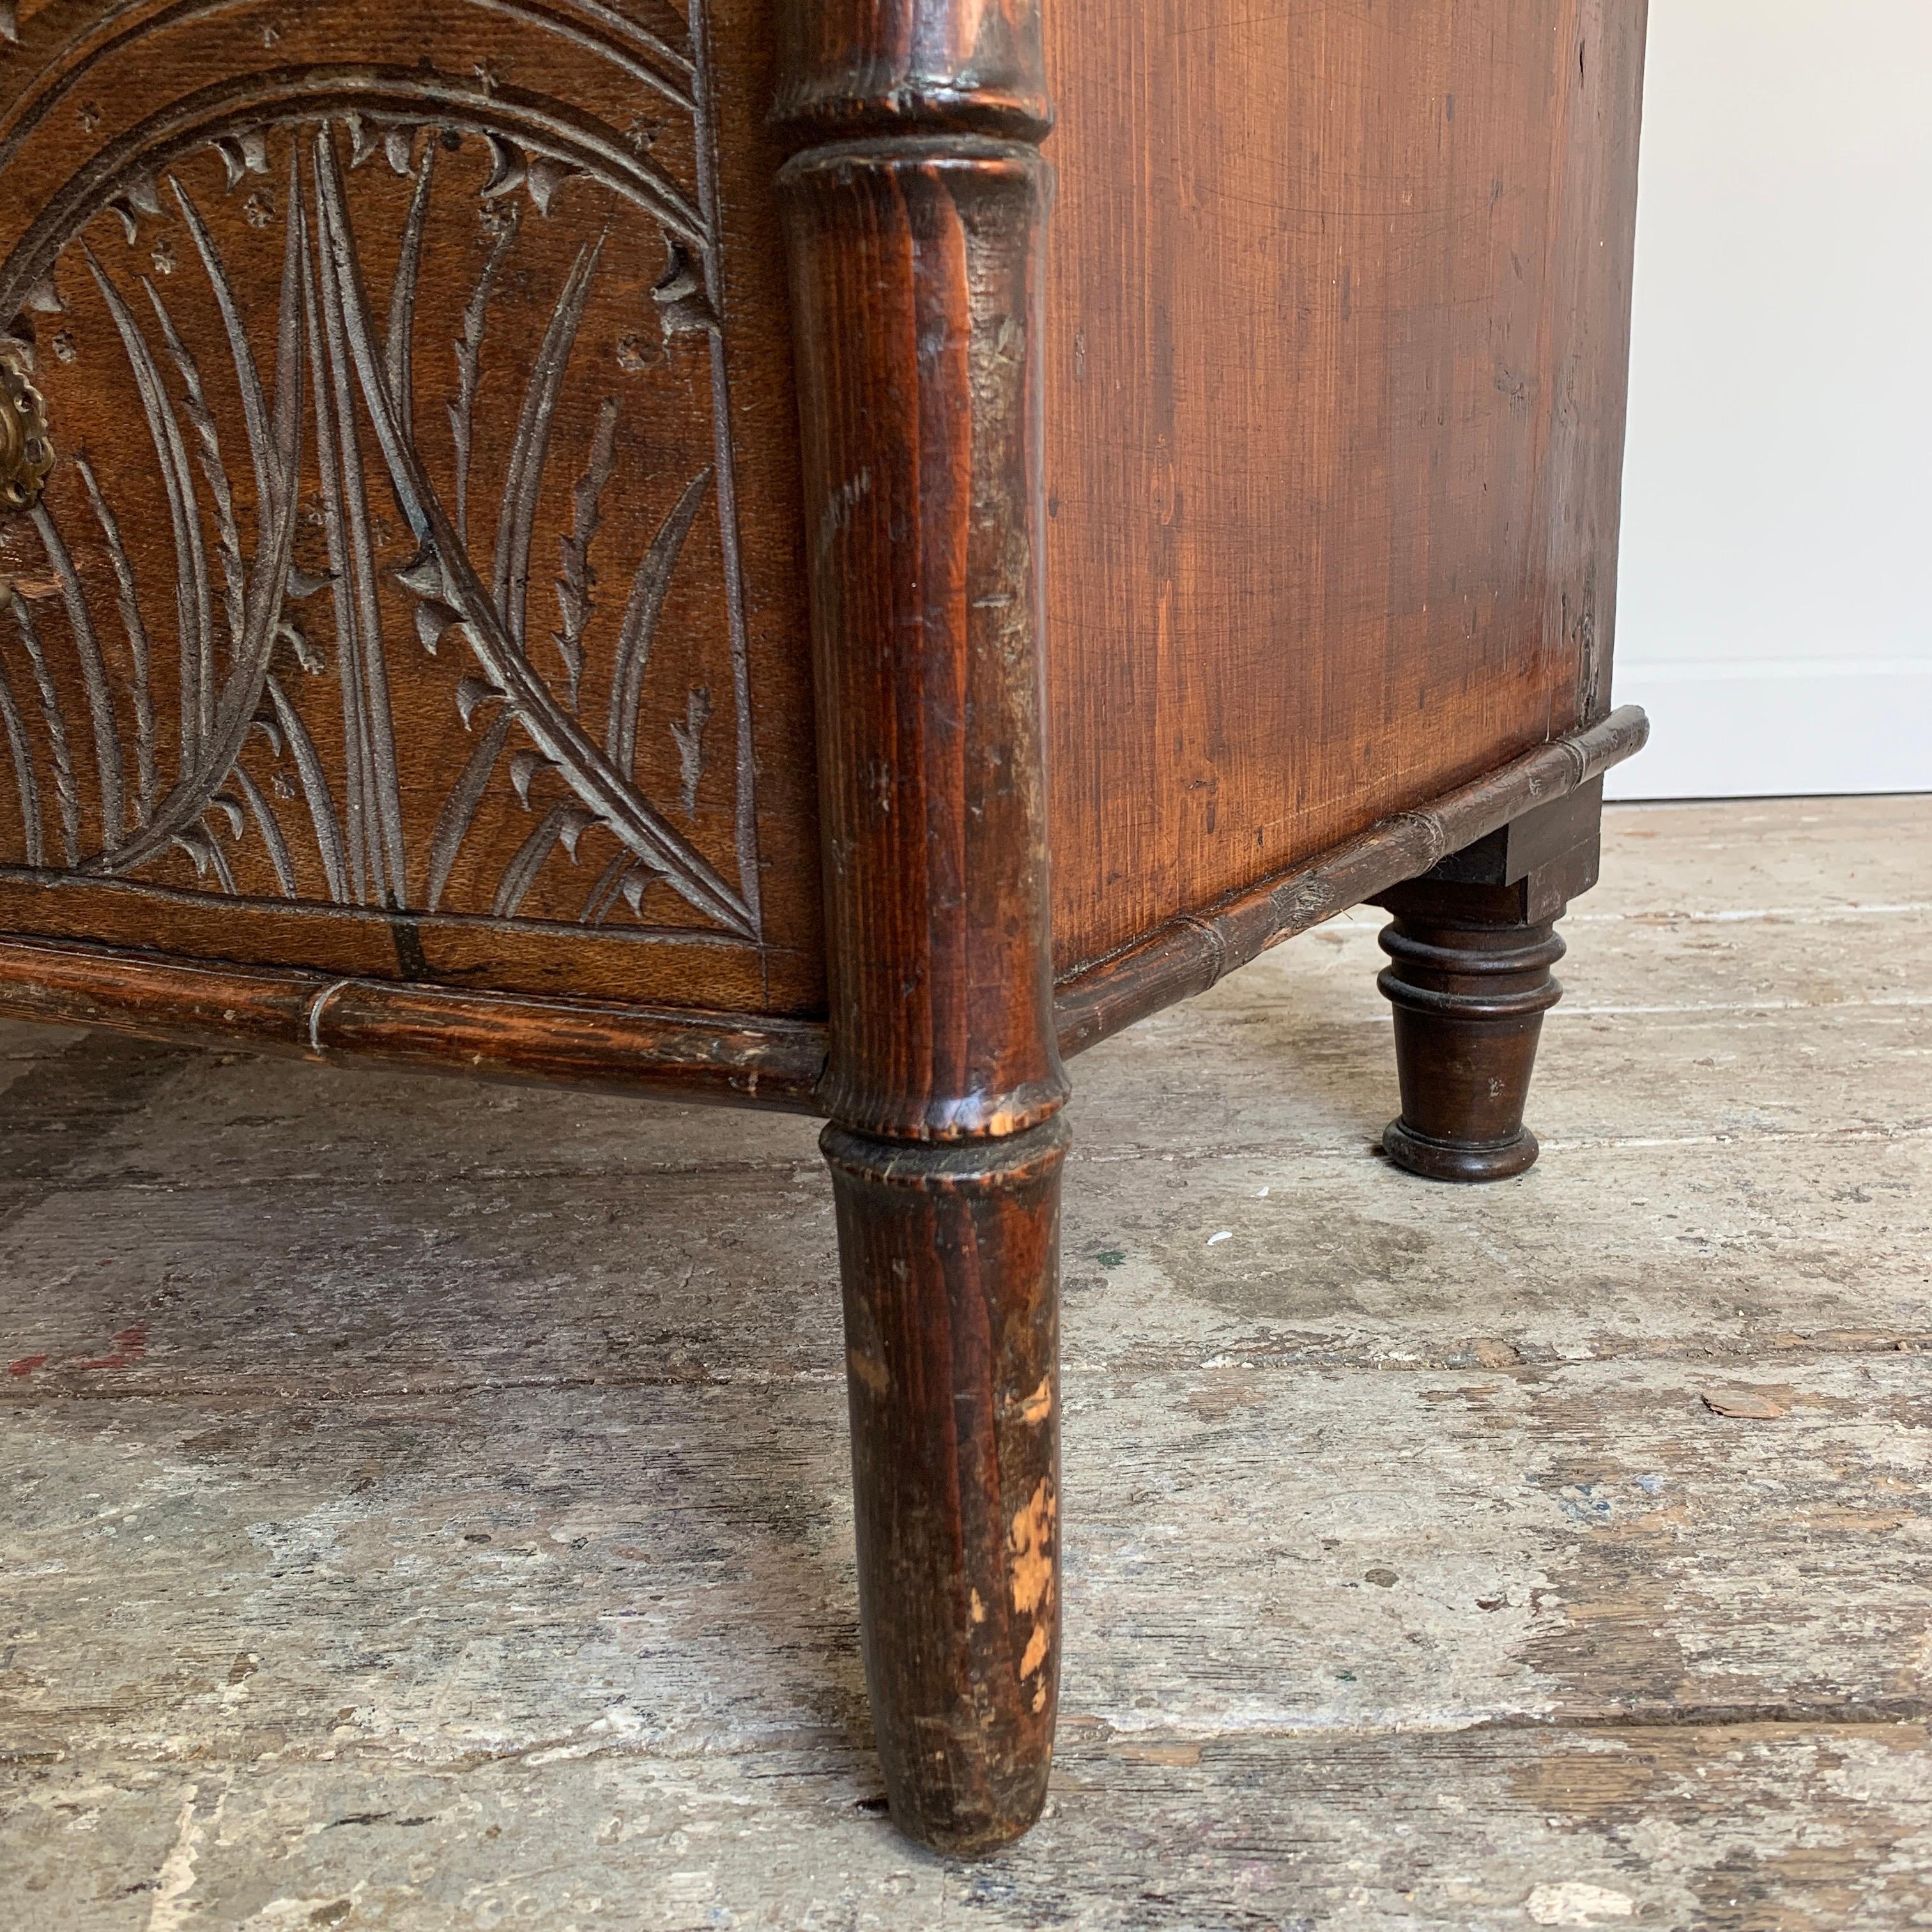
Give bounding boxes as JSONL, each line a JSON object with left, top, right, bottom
{"left": 1, "top": 794, "right": 1929, "bottom": 1931}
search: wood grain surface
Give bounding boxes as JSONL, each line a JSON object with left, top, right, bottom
{"left": 1, "top": 796, "right": 1928, "bottom": 1926}
{"left": 1041, "top": 0, "right": 1648, "bottom": 972}
{"left": 779, "top": 125, "right": 1064, "bottom": 1144}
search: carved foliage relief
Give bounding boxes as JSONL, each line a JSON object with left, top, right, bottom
{"left": 0, "top": 0, "right": 761, "bottom": 941}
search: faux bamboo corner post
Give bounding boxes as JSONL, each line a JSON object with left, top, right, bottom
{"left": 776, "top": 0, "right": 1068, "bottom": 1854}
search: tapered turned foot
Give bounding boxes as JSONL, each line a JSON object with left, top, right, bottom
{"left": 1369, "top": 788, "right": 1603, "bottom": 1183}
{"left": 1374, "top": 896, "right": 1565, "bottom": 1180}
{"left": 824, "top": 1119, "right": 1066, "bottom": 1856}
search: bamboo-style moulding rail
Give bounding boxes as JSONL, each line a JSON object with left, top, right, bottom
{"left": 1054, "top": 705, "right": 1650, "bottom": 1053}
{"left": 0, "top": 934, "right": 830, "bottom": 1109}
{"left": 0, "top": 707, "right": 1645, "bottom": 1102}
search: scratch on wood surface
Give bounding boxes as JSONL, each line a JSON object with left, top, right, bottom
{"left": 305, "top": 977, "right": 353, "bottom": 1052}
{"left": 1008, "top": 1374, "right": 1052, "bottom": 1425}
{"left": 814, "top": 466, "right": 871, "bottom": 565}
{"left": 671, "top": 685, "right": 711, "bottom": 820}
{"left": 1009, "top": 1481, "right": 1055, "bottom": 1621}
{"left": 845, "top": 1346, "right": 889, "bottom": 1399}
{"left": 1018, "top": 1623, "right": 1049, "bottom": 1680}
{"left": 1009, "top": 1475, "right": 1056, "bottom": 1706}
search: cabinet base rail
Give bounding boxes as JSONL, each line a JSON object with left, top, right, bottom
{"left": 0, "top": 707, "right": 1647, "bottom": 1104}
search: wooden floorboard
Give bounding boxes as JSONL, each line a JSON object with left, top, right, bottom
{"left": 1, "top": 797, "right": 1929, "bottom": 1928}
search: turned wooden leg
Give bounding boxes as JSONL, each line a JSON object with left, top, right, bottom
{"left": 1372, "top": 883, "right": 1566, "bottom": 1179}
{"left": 824, "top": 1123, "right": 1065, "bottom": 1851}
{"left": 1369, "top": 781, "right": 1604, "bottom": 1183}
{"left": 778, "top": 14, "right": 1064, "bottom": 1853}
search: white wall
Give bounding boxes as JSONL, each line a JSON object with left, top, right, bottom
{"left": 1607, "top": 1, "right": 1932, "bottom": 799}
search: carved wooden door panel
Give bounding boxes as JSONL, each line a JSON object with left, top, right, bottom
{"left": 0, "top": 0, "right": 818, "bottom": 1013}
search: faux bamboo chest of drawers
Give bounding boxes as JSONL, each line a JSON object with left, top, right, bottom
{"left": 0, "top": 0, "right": 1649, "bottom": 1851}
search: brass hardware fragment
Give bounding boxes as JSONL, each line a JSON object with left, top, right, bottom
{"left": 0, "top": 343, "right": 54, "bottom": 514}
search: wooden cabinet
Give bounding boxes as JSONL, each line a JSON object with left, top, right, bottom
{"left": 0, "top": 0, "right": 1649, "bottom": 1852}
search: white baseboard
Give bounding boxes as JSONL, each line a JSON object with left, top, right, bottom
{"left": 1605, "top": 660, "right": 1932, "bottom": 799}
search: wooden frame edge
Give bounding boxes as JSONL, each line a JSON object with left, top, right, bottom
{"left": 1053, "top": 705, "right": 1651, "bottom": 1055}
{"left": 0, "top": 935, "right": 829, "bottom": 1111}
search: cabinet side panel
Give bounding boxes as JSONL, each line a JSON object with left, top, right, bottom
{"left": 1043, "top": 0, "right": 1646, "bottom": 972}
{"left": 1546, "top": 0, "right": 1648, "bottom": 730}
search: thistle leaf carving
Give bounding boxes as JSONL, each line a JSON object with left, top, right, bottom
{"left": 554, "top": 396, "right": 620, "bottom": 707}
{"left": 1, "top": 72, "right": 758, "bottom": 937}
